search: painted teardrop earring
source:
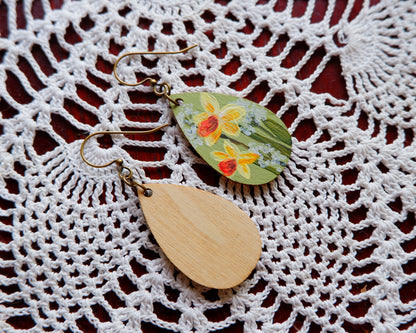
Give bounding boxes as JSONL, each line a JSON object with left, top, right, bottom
{"left": 80, "top": 126, "right": 261, "bottom": 289}
{"left": 114, "top": 45, "right": 292, "bottom": 185}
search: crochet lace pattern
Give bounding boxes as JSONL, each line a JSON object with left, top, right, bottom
{"left": 0, "top": 0, "right": 415, "bottom": 332}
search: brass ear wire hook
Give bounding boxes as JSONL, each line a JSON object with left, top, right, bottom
{"left": 113, "top": 44, "right": 198, "bottom": 106}
{"left": 80, "top": 124, "right": 169, "bottom": 196}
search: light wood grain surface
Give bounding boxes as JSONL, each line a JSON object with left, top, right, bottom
{"left": 138, "top": 184, "right": 261, "bottom": 289}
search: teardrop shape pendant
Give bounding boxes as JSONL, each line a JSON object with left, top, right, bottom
{"left": 170, "top": 92, "right": 292, "bottom": 185}
{"left": 137, "top": 183, "right": 261, "bottom": 289}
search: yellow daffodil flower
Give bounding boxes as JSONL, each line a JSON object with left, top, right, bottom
{"left": 211, "top": 140, "right": 259, "bottom": 179}
{"left": 194, "top": 93, "right": 246, "bottom": 146}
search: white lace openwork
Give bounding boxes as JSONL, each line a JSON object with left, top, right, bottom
{"left": 0, "top": 0, "right": 415, "bottom": 332}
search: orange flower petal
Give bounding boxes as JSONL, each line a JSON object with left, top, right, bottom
{"left": 201, "top": 93, "right": 219, "bottom": 114}
{"left": 221, "top": 121, "right": 240, "bottom": 137}
{"left": 212, "top": 151, "right": 229, "bottom": 161}
{"left": 238, "top": 152, "right": 259, "bottom": 165}
{"left": 219, "top": 104, "right": 246, "bottom": 121}
{"left": 218, "top": 158, "right": 237, "bottom": 177}
{"left": 197, "top": 115, "right": 219, "bottom": 137}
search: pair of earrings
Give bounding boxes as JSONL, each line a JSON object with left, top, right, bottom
{"left": 80, "top": 45, "right": 292, "bottom": 289}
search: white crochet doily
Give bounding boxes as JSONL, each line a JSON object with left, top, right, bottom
{"left": 1, "top": 0, "right": 415, "bottom": 332}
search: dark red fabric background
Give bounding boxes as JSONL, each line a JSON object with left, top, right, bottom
{"left": 1, "top": 0, "right": 415, "bottom": 332}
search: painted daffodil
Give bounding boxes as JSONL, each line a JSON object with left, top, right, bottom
{"left": 211, "top": 140, "right": 259, "bottom": 179}
{"left": 194, "top": 93, "right": 246, "bottom": 146}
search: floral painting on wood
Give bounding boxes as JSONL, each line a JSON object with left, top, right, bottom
{"left": 171, "top": 92, "right": 292, "bottom": 185}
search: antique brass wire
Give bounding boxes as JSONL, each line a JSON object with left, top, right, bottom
{"left": 80, "top": 124, "right": 169, "bottom": 194}
{"left": 113, "top": 44, "right": 198, "bottom": 105}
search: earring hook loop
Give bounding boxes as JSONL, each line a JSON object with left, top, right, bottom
{"left": 80, "top": 124, "right": 169, "bottom": 194}
{"left": 113, "top": 44, "right": 198, "bottom": 105}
